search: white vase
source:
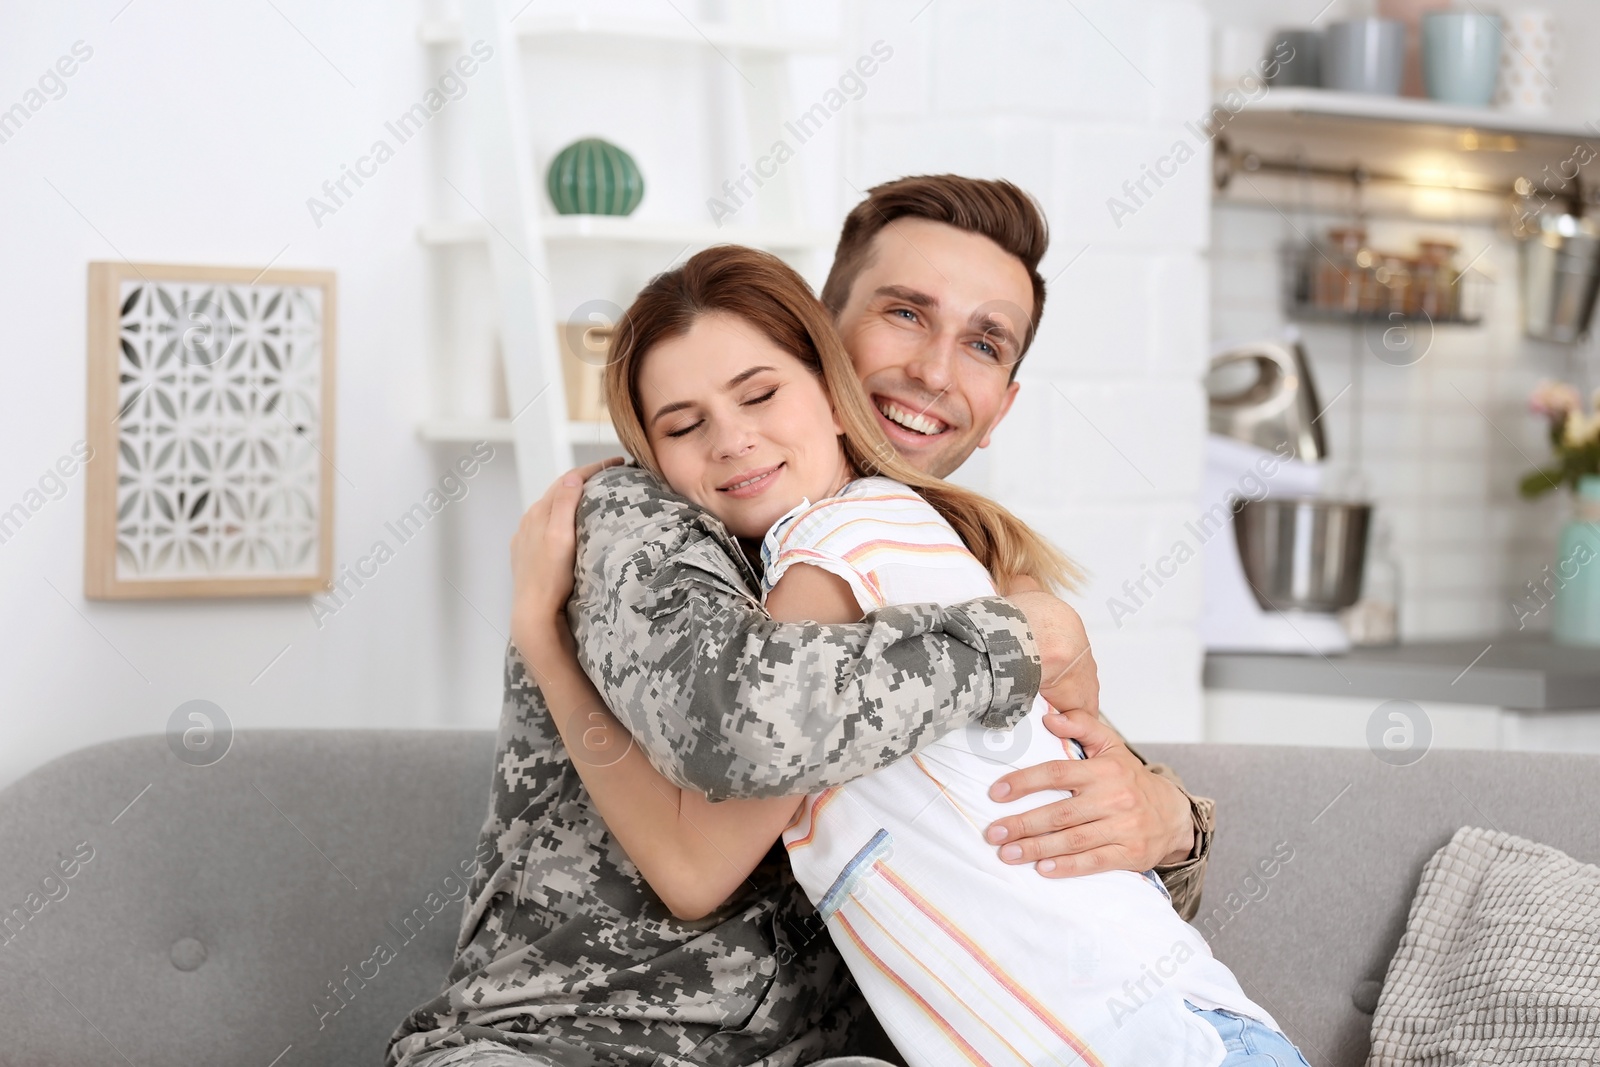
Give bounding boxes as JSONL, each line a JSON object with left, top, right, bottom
{"left": 1495, "top": 9, "right": 1559, "bottom": 114}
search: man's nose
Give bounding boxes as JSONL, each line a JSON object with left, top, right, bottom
{"left": 904, "top": 330, "right": 959, "bottom": 392}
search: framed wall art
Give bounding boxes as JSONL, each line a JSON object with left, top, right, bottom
{"left": 85, "top": 262, "right": 336, "bottom": 599}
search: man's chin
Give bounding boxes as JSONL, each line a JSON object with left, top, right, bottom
{"left": 875, "top": 418, "right": 974, "bottom": 479}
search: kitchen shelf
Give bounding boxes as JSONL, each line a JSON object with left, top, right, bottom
{"left": 418, "top": 419, "right": 620, "bottom": 446}
{"left": 1279, "top": 242, "right": 1487, "bottom": 327}
{"left": 1230, "top": 87, "right": 1596, "bottom": 141}
{"left": 416, "top": 217, "right": 835, "bottom": 249}
{"left": 417, "top": 14, "right": 839, "bottom": 53}
{"left": 1214, "top": 88, "right": 1600, "bottom": 197}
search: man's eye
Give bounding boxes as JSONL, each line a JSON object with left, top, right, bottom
{"left": 890, "top": 307, "right": 919, "bottom": 323}
{"left": 971, "top": 339, "right": 999, "bottom": 361}
{"left": 664, "top": 421, "right": 702, "bottom": 439}
{"left": 744, "top": 388, "right": 778, "bottom": 406}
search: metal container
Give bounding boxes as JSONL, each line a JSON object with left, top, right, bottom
{"left": 1205, "top": 339, "right": 1328, "bottom": 461}
{"left": 1521, "top": 211, "right": 1600, "bottom": 343}
{"left": 1234, "top": 498, "right": 1373, "bottom": 612}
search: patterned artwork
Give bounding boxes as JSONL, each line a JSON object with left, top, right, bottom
{"left": 86, "top": 264, "right": 335, "bottom": 598}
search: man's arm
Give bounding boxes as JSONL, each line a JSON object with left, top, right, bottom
{"left": 568, "top": 466, "right": 1043, "bottom": 801}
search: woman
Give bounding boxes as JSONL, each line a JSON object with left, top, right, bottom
{"left": 513, "top": 246, "right": 1311, "bottom": 1067}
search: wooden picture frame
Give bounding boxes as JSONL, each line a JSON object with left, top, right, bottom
{"left": 85, "top": 262, "right": 336, "bottom": 599}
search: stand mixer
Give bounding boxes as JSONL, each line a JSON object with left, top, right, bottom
{"left": 1200, "top": 336, "right": 1373, "bottom": 654}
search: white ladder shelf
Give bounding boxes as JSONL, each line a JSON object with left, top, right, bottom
{"left": 418, "top": 1, "right": 842, "bottom": 505}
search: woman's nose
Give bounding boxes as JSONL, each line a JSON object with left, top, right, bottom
{"left": 709, "top": 419, "right": 758, "bottom": 460}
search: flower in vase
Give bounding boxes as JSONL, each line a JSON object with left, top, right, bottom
{"left": 1563, "top": 410, "right": 1600, "bottom": 450}
{"left": 1529, "top": 379, "right": 1580, "bottom": 420}
{"left": 1520, "top": 379, "right": 1600, "bottom": 498}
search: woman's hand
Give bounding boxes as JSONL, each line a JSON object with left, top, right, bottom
{"left": 510, "top": 457, "right": 624, "bottom": 665}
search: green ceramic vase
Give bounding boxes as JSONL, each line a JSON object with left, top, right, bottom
{"left": 546, "top": 138, "right": 643, "bottom": 216}
{"left": 1552, "top": 475, "right": 1600, "bottom": 646}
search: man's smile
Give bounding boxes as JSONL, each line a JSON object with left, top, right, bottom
{"left": 874, "top": 396, "right": 952, "bottom": 438}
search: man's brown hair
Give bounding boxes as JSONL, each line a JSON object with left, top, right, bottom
{"left": 819, "top": 174, "right": 1050, "bottom": 371}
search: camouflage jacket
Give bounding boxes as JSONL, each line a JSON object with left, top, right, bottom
{"left": 386, "top": 466, "right": 1211, "bottom": 1067}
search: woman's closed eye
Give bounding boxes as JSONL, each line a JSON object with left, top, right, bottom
{"left": 743, "top": 386, "right": 779, "bottom": 406}
{"left": 664, "top": 419, "right": 703, "bottom": 439}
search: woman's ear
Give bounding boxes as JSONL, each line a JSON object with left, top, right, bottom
{"left": 830, "top": 402, "right": 844, "bottom": 436}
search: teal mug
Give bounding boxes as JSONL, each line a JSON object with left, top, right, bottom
{"left": 1422, "top": 11, "right": 1502, "bottom": 106}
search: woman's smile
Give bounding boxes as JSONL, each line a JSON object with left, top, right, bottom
{"left": 717, "top": 462, "right": 785, "bottom": 498}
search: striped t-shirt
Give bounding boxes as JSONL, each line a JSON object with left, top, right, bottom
{"left": 759, "top": 477, "right": 1278, "bottom": 1067}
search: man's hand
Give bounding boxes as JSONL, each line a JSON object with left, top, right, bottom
{"left": 984, "top": 707, "right": 1195, "bottom": 876}
{"left": 1007, "top": 591, "right": 1099, "bottom": 721}
{"left": 509, "top": 457, "right": 624, "bottom": 663}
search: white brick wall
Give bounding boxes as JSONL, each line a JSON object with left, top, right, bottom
{"left": 1210, "top": 202, "right": 1579, "bottom": 639}
{"left": 850, "top": 0, "right": 1214, "bottom": 741}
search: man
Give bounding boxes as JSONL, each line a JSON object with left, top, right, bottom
{"left": 388, "top": 176, "right": 1215, "bottom": 1067}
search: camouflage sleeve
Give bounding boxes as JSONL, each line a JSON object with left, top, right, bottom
{"left": 448, "top": 644, "right": 567, "bottom": 965}
{"left": 567, "top": 466, "right": 1041, "bottom": 802}
{"left": 1122, "top": 740, "right": 1215, "bottom": 921}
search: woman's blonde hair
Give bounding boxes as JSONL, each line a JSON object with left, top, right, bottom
{"left": 603, "top": 245, "right": 1082, "bottom": 593}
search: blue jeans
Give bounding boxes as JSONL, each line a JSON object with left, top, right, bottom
{"left": 1188, "top": 1003, "right": 1314, "bottom": 1066}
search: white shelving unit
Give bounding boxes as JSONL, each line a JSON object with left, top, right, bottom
{"left": 416, "top": 217, "right": 835, "bottom": 249}
{"left": 416, "top": 12, "right": 838, "bottom": 53}
{"left": 417, "top": 1, "right": 841, "bottom": 504}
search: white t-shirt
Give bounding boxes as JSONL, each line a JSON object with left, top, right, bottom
{"left": 761, "top": 477, "right": 1278, "bottom": 1067}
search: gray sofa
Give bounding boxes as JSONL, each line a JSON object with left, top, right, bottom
{"left": 1, "top": 730, "right": 1595, "bottom": 1067}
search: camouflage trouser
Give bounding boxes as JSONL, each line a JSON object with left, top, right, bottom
{"left": 405, "top": 1044, "right": 894, "bottom": 1067}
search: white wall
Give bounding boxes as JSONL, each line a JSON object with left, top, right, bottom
{"left": 849, "top": 0, "right": 1216, "bottom": 741}
{"left": 0, "top": 1, "right": 528, "bottom": 791}
{"left": 0, "top": 0, "right": 1218, "bottom": 790}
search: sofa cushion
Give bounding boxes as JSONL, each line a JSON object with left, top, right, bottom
{"left": 0, "top": 729, "right": 494, "bottom": 1067}
{"left": 1139, "top": 742, "right": 1600, "bottom": 1067}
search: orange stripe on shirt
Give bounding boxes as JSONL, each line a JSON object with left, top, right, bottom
{"left": 909, "top": 754, "right": 986, "bottom": 836}
{"left": 848, "top": 894, "right": 1045, "bottom": 1067}
{"left": 833, "top": 910, "right": 997, "bottom": 1067}
{"left": 778, "top": 508, "right": 948, "bottom": 554}
{"left": 876, "top": 864, "right": 1107, "bottom": 1067}
{"left": 782, "top": 787, "right": 840, "bottom": 851}
{"left": 839, "top": 538, "right": 978, "bottom": 568}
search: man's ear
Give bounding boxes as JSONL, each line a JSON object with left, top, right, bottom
{"left": 977, "top": 380, "right": 1021, "bottom": 450}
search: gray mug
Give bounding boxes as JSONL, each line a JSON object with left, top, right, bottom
{"left": 1322, "top": 17, "right": 1405, "bottom": 95}
{"left": 1264, "top": 28, "right": 1322, "bottom": 87}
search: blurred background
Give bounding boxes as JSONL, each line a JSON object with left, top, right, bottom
{"left": 4, "top": 0, "right": 1600, "bottom": 792}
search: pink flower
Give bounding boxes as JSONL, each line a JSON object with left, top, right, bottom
{"left": 1529, "top": 379, "right": 1581, "bottom": 419}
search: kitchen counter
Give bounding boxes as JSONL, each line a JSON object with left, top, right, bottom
{"left": 1203, "top": 635, "right": 1600, "bottom": 711}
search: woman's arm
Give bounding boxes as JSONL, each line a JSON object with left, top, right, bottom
{"left": 517, "top": 619, "right": 802, "bottom": 922}
{"left": 567, "top": 466, "right": 1050, "bottom": 800}
{"left": 513, "top": 564, "right": 867, "bottom": 920}
{"left": 511, "top": 462, "right": 801, "bottom": 922}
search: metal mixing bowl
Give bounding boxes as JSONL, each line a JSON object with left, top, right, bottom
{"left": 1233, "top": 498, "right": 1373, "bottom": 612}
